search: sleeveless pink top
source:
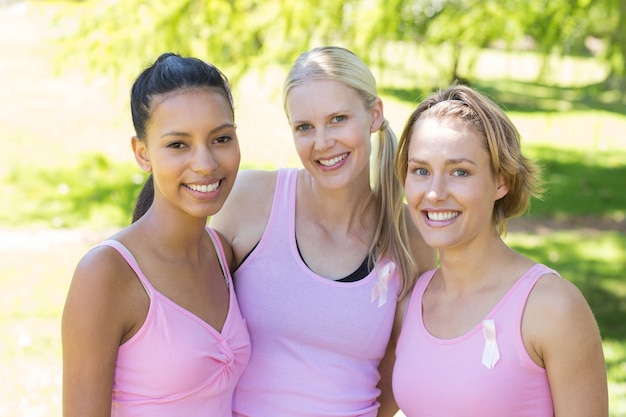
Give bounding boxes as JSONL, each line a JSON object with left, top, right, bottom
{"left": 393, "top": 264, "right": 555, "bottom": 416}
{"left": 232, "top": 168, "right": 400, "bottom": 417}
{"left": 100, "top": 228, "right": 250, "bottom": 417}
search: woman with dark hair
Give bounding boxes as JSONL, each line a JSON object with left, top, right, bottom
{"left": 62, "top": 53, "right": 250, "bottom": 417}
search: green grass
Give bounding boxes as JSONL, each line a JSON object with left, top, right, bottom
{"left": 526, "top": 145, "right": 626, "bottom": 219}
{"left": 0, "top": 154, "right": 144, "bottom": 228}
{"left": 605, "top": 339, "right": 626, "bottom": 416}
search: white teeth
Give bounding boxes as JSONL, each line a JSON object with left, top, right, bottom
{"left": 427, "top": 211, "right": 458, "bottom": 221}
{"left": 187, "top": 182, "right": 219, "bottom": 193}
{"left": 318, "top": 153, "right": 347, "bottom": 167}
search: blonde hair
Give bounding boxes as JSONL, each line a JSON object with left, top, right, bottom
{"left": 283, "top": 46, "right": 417, "bottom": 298}
{"left": 394, "top": 84, "right": 544, "bottom": 235}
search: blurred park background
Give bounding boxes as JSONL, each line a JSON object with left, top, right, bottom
{"left": 0, "top": 0, "right": 624, "bottom": 415}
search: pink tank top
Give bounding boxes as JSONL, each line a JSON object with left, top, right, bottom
{"left": 393, "top": 264, "right": 555, "bottom": 417}
{"left": 232, "top": 168, "right": 400, "bottom": 417}
{"left": 100, "top": 228, "right": 250, "bottom": 417}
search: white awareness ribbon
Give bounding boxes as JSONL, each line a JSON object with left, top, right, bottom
{"left": 481, "top": 319, "right": 500, "bottom": 370}
{"left": 371, "top": 261, "right": 395, "bottom": 308}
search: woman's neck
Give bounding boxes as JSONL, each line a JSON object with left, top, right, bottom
{"left": 437, "top": 236, "right": 520, "bottom": 294}
{"left": 299, "top": 170, "right": 375, "bottom": 234}
{"left": 136, "top": 206, "right": 209, "bottom": 262}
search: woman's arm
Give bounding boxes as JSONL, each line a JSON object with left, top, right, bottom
{"left": 62, "top": 247, "right": 144, "bottom": 417}
{"left": 376, "top": 295, "right": 409, "bottom": 417}
{"left": 209, "top": 169, "right": 278, "bottom": 266}
{"left": 524, "top": 273, "right": 608, "bottom": 417}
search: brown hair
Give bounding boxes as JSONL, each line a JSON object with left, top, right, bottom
{"left": 394, "top": 84, "right": 544, "bottom": 235}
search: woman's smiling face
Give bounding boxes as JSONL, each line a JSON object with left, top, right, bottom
{"left": 404, "top": 117, "right": 508, "bottom": 251}
{"left": 134, "top": 87, "right": 240, "bottom": 219}
{"left": 285, "top": 79, "right": 382, "bottom": 190}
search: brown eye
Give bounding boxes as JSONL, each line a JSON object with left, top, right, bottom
{"left": 214, "top": 135, "right": 232, "bottom": 144}
{"left": 167, "top": 141, "right": 186, "bottom": 149}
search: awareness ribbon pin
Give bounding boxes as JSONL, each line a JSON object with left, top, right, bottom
{"left": 481, "top": 319, "right": 500, "bottom": 370}
{"left": 371, "top": 261, "right": 395, "bottom": 307}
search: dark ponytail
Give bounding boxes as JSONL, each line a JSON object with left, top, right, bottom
{"left": 131, "top": 174, "right": 154, "bottom": 223}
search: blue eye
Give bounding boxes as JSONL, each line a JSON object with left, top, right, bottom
{"left": 296, "top": 124, "right": 312, "bottom": 132}
{"left": 416, "top": 168, "right": 428, "bottom": 176}
{"left": 452, "top": 169, "right": 469, "bottom": 177}
{"left": 332, "top": 115, "right": 345, "bottom": 123}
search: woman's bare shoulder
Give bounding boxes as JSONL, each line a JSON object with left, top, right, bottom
{"left": 69, "top": 243, "right": 142, "bottom": 305}
{"left": 210, "top": 169, "right": 281, "bottom": 258}
{"left": 222, "top": 169, "right": 278, "bottom": 211}
{"left": 63, "top": 242, "right": 146, "bottom": 344}
{"left": 523, "top": 270, "right": 601, "bottom": 361}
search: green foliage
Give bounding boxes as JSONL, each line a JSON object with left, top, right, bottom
{"left": 55, "top": 0, "right": 626, "bottom": 87}
{"left": 583, "top": 0, "right": 626, "bottom": 86}
{"left": 55, "top": 0, "right": 349, "bottom": 83}
{"left": 523, "top": 0, "right": 591, "bottom": 55}
{"left": 53, "top": 0, "right": 626, "bottom": 89}
{"left": 402, "top": 0, "right": 525, "bottom": 82}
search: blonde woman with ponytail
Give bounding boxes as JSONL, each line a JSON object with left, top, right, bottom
{"left": 211, "top": 46, "right": 436, "bottom": 417}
